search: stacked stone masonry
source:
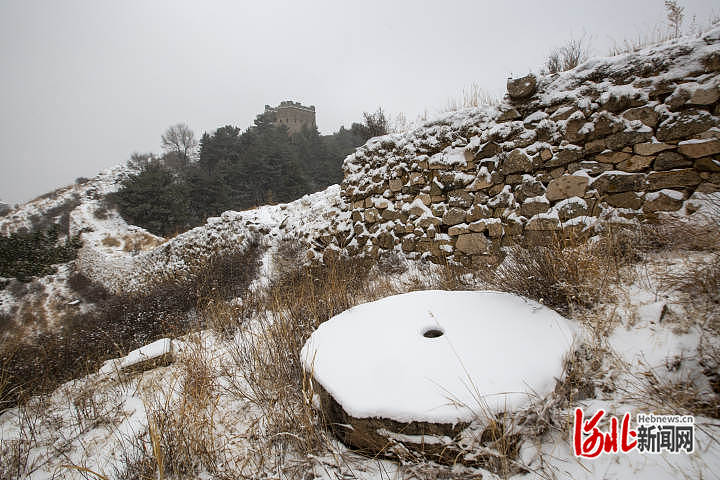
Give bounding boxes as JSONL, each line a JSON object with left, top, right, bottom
{"left": 320, "top": 30, "right": 720, "bottom": 266}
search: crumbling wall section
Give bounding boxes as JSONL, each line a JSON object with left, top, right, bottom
{"left": 337, "top": 29, "right": 720, "bottom": 266}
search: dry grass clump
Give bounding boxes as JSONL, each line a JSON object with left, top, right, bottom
{"left": 653, "top": 253, "right": 720, "bottom": 418}
{"left": 140, "top": 340, "right": 226, "bottom": 479}
{"left": 0, "top": 403, "right": 41, "bottom": 479}
{"left": 218, "top": 253, "right": 405, "bottom": 476}
{"left": 641, "top": 371, "right": 720, "bottom": 419}
{"left": 639, "top": 215, "right": 720, "bottom": 252}
{"left": 101, "top": 235, "right": 120, "bottom": 247}
{"left": 479, "top": 228, "right": 634, "bottom": 316}
{"left": 121, "top": 232, "right": 164, "bottom": 253}
{"left": 215, "top": 251, "right": 490, "bottom": 477}
{"left": 661, "top": 253, "right": 720, "bottom": 305}
{"left": 443, "top": 83, "right": 500, "bottom": 112}
{"left": 608, "top": 25, "right": 676, "bottom": 56}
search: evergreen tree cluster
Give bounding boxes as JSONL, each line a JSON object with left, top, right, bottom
{"left": 113, "top": 109, "right": 383, "bottom": 237}
{"left": 0, "top": 227, "right": 82, "bottom": 282}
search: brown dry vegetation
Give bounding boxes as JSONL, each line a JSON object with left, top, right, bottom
{"left": 0, "top": 242, "right": 263, "bottom": 411}
{"left": 2, "top": 211, "right": 720, "bottom": 479}
{"left": 101, "top": 235, "right": 120, "bottom": 247}
{"left": 121, "top": 232, "right": 164, "bottom": 253}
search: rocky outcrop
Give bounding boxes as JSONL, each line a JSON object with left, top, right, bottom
{"left": 333, "top": 28, "right": 720, "bottom": 266}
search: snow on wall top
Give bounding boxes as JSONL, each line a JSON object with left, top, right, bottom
{"left": 338, "top": 26, "right": 720, "bottom": 265}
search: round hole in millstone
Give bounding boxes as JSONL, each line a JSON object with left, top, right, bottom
{"left": 422, "top": 327, "right": 444, "bottom": 338}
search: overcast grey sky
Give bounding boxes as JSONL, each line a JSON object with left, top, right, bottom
{"left": 0, "top": 0, "right": 717, "bottom": 205}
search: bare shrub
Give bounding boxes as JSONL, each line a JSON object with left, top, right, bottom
{"left": 479, "top": 228, "right": 633, "bottom": 315}
{"left": 377, "top": 249, "right": 407, "bottom": 276}
{"left": 643, "top": 372, "right": 719, "bottom": 418}
{"left": 654, "top": 253, "right": 720, "bottom": 332}
{"left": 411, "top": 259, "right": 477, "bottom": 291}
{"left": 193, "top": 245, "right": 264, "bottom": 307}
{"left": 544, "top": 35, "right": 591, "bottom": 74}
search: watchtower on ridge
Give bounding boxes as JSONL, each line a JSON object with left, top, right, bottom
{"left": 264, "top": 101, "right": 316, "bottom": 135}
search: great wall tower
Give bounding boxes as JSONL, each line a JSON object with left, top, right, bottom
{"left": 265, "top": 100, "right": 317, "bottom": 135}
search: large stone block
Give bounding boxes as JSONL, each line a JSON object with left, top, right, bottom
{"left": 456, "top": 233, "right": 490, "bottom": 254}
{"left": 616, "top": 155, "right": 654, "bottom": 172}
{"left": 595, "top": 151, "right": 632, "bottom": 164}
{"left": 501, "top": 149, "right": 533, "bottom": 174}
{"left": 514, "top": 178, "right": 546, "bottom": 202}
{"left": 604, "top": 129, "right": 654, "bottom": 150}
{"left": 442, "top": 207, "right": 467, "bottom": 226}
{"left": 568, "top": 161, "right": 613, "bottom": 175}
{"left": 363, "top": 208, "right": 380, "bottom": 223}
{"left": 656, "top": 109, "right": 716, "bottom": 142}
{"left": 556, "top": 198, "right": 589, "bottom": 221}
{"left": 545, "top": 147, "right": 583, "bottom": 167}
{"left": 634, "top": 142, "right": 674, "bottom": 156}
{"left": 622, "top": 106, "right": 659, "bottom": 128}
{"left": 448, "top": 224, "right": 470, "bottom": 236}
{"left": 507, "top": 74, "right": 537, "bottom": 99}
{"left": 591, "top": 172, "right": 646, "bottom": 194}
{"left": 546, "top": 175, "right": 589, "bottom": 201}
{"left": 695, "top": 157, "right": 720, "bottom": 172}
{"left": 476, "top": 141, "right": 501, "bottom": 159}
{"left": 447, "top": 189, "right": 474, "bottom": 208}
{"left": 389, "top": 178, "right": 404, "bottom": 192}
{"left": 677, "top": 138, "right": 720, "bottom": 159}
{"left": 381, "top": 208, "right": 400, "bottom": 221}
{"left": 653, "top": 151, "right": 693, "bottom": 170}
{"left": 525, "top": 215, "right": 561, "bottom": 231}
{"left": 588, "top": 111, "right": 625, "bottom": 139}
{"left": 646, "top": 169, "right": 702, "bottom": 190}
{"left": 519, "top": 198, "right": 550, "bottom": 217}
{"left": 466, "top": 203, "right": 492, "bottom": 222}
{"left": 604, "top": 192, "right": 644, "bottom": 209}
{"left": 688, "top": 83, "right": 720, "bottom": 105}
{"left": 643, "top": 190, "right": 684, "bottom": 212}
{"left": 417, "top": 216, "right": 442, "bottom": 228}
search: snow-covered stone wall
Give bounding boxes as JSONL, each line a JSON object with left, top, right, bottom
{"left": 339, "top": 28, "right": 720, "bottom": 267}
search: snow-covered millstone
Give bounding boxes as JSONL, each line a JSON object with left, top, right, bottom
{"left": 301, "top": 290, "right": 577, "bottom": 471}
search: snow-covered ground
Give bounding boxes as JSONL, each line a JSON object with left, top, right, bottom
{"left": 1, "top": 25, "right": 720, "bottom": 480}
{"left": 1, "top": 244, "right": 718, "bottom": 479}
